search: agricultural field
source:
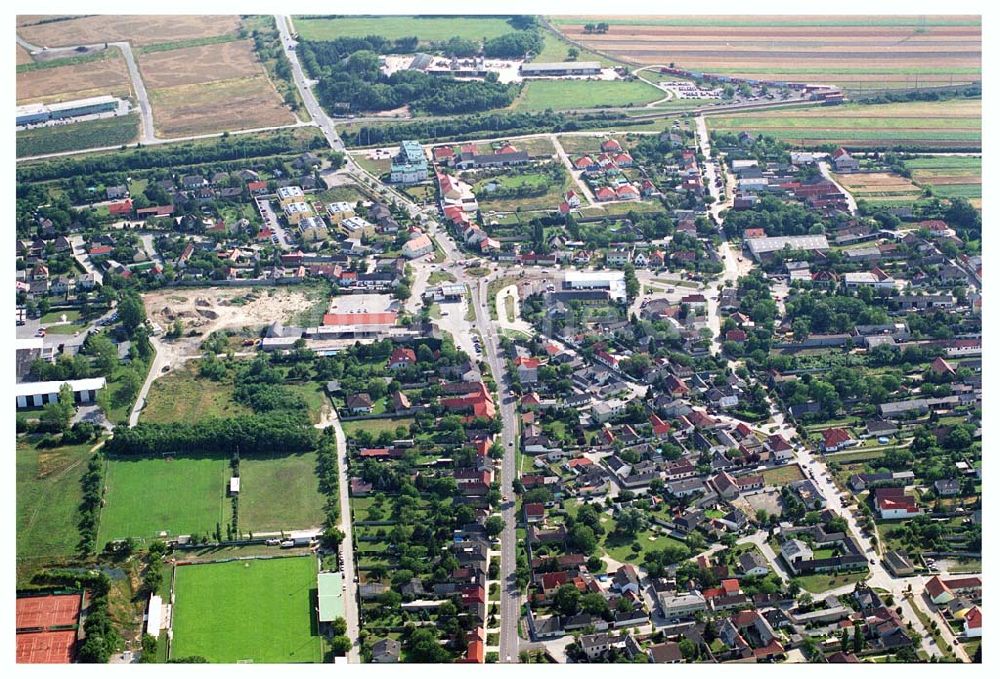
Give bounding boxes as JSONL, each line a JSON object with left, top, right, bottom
{"left": 141, "top": 363, "right": 252, "bottom": 425}
{"left": 904, "top": 155, "right": 982, "bottom": 207}
{"left": 97, "top": 454, "right": 232, "bottom": 543}
{"left": 513, "top": 78, "right": 664, "bottom": 112}
{"left": 16, "top": 114, "right": 140, "bottom": 158}
{"left": 16, "top": 50, "right": 132, "bottom": 104}
{"left": 17, "top": 44, "right": 33, "bottom": 64}
{"left": 17, "top": 15, "right": 241, "bottom": 48}
{"left": 293, "top": 15, "right": 518, "bottom": 42}
{"left": 171, "top": 556, "right": 323, "bottom": 663}
{"left": 138, "top": 40, "right": 264, "bottom": 89}
{"left": 552, "top": 16, "right": 981, "bottom": 93}
{"left": 833, "top": 171, "right": 924, "bottom": 206}
{"left": 707, "top": 99, "right": 981, "bottom": 150}
{"left": 149, "top": 74, "right": 296, "bottom": 138}
{"left": 238, "top": 452, "right": 326, "bottom": 533}
{"left": 16, "top": 437, "right": 94, "bottom": 582}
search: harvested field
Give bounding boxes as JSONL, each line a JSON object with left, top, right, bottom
{"left": 294, "top": 15, "right": 516, "bottom": 42}
{"left": 149, "top": 75, "right": 295, "bottom": 138}
{"left": 708, "top": 99, "right": 981, "bottom": 149}
{"left": 18, "top": 15, "right": 240, "bottom": 48}
{"left": 16, "top": 52, "right": 131, "bottom": 104}
{"left": 833, "top": 171, "right": 923, "bottom": 205}
{"left": 17, "top": 44, "right": 33, "bottom": 65}
{"left": 139, "top": 39, "right": 264, "bottom": 89}
{"left": 553, "top": 16, "right": 981, "bottom": 92}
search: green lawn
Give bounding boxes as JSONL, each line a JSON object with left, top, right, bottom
{"left": 514, "top": 79, "right": 663, "bottom": 112}
{"left": 98, "top": 454, "right": 232, "bottom": 543}
{"left": 40, "top": 309, "right": 82, "bottom": 324}
{"left": 17, "top": 113, "right": 140, "bottom": 157}
{"left": 603, "top": 525, "right": 687, "bottom": 565}
{"left": 16, "top": 437, "right": 94, "bottom": 583}
{"left": 793, "top": 570, "right": 868, "bottom": 594}
{"left": 340, "top": 417, "right": 413, "bottom": 437}
{"left": 294, "top": 16, "right": 516, "bottom": 42}
{"left": 141, "top": 365, "right": 251, "bottom": 424}
{"left": 284, "top": 382, "right": 330, "bottom": 425}
{"left": 171, "top": 556, "right": 323, "bottom": 663}
{"left": 239, "top": 452, "right": 325, "bottom": 533}
{"left": 762, "top": 464, "right": 806, "bottom": 486}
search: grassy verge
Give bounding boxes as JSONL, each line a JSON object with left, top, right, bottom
{"left": 17, "top": 114, "right": 140, "bottom": 157}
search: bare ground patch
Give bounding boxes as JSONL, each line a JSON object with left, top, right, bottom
{"left": 18, "top": 15, "right": 241, "bottom": 48}
{"left": 17, "top": 52, "right": 132, "bottom": 104}
{"left": 139, "top": 39, "right": 264, "bottom": 89}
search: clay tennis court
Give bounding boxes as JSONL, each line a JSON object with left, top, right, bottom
{"left": 16, "top": 630, "right": 77, "bottom": 663}
{"left": 16, "top": 593, "right": 82, "bottom": 630}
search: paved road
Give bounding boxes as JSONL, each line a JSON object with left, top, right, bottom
{"left": 127, "top": 336, "right": 168, "bottom": 426}
{"left": 326, "top": 409, "right": 362, "bottom": 663}
{"left": 818, "top": 160, "right": 858, "bottom": 214}
{"left": 469, "top": 274, "right": 521, "bottom": 663}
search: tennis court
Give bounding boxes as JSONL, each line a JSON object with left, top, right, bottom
{"left": 16, "top": 630, "right": 77, "bottom": 663}
{"left": 16, "top": 593, "right": 82, "bottom": 630}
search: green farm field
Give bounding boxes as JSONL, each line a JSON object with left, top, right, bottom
{"left": 17, "top": 114, "right": 140, "bottom": 158}
{"left": 513, "top": 78, "right": 663, "bottom": 112}
{"left": 238, "top": 452, "right": 325, "bottom": 532}
{"left": 16, "top": 437, "right": 94, "bottom": 582}
{"left": 904, "top": 155, "right": 981, "bottom": 207}
{"left": 171, "top": 556, "right": 323, "bottom": 663}
{"left": 294, "top": 16, "right": 516, "bottom": 42}
{"left": 708, "top": 99, "right": 981, "bottom": 149}
{"left": 98, "top": 454, "right": 231, "bottom": 543}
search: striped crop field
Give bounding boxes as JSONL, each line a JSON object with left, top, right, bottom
{"left": 904, "top": 155, "right": 981, "bottom": 207}
{"left": 552, "top": 15, "right": 981, "bottom": 93}
{"left": 706, "top": 99, "right": 981, "bottom": 150}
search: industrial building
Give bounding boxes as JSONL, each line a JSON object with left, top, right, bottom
{"left": 519, "top": 61, "right": 601, "bottom": 77}
{"left": 15, "top": 377, "right": 106, "bottom": 409}
{"left": 16, "top": 95, "right": 121, "bottom": 126}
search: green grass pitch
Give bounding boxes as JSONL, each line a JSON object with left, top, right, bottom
{"left": 171, "top": 556, "right": 323, "bottom": 663}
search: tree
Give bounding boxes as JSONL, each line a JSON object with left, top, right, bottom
{"left": 485, "top": 515, "right": 505, "bottom": 538}
{"left": 331, "top": 636, "right": 352, "bottom": 656}
{"left": 118, "top": 292, "right": 146, "bottom": 334}
{"left": 322, "top": 526, "right": 345, "bottom": 549}
{"left": 41, "top": 383, "right": 76, "bottom": 432}
{"left": 678, "top": 637, "right": 697, "bottom": 661}
{"left": 623, "top": 263, "right": 640, "bottom": 302}
{"left": 553, "top": 583, "right": 581, "bottom": 615}
{"left": 568, "top": 524, "right": 597, "bottom": 554}
{"left": 567, "top": 46, "right": 579, "bottom": 60}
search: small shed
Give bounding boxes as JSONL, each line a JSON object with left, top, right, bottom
{"left": 229, "top": 476, "right": 240, "bottom": 496}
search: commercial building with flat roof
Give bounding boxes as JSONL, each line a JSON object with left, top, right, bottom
{"left": 563, "top": 270, "right": 627, "bottom": 302}
{"left": 745, "top": 234, "right": 830, "bottom": 261}
{"left": 17, "top": 95, "right": 120, "bottom": 126}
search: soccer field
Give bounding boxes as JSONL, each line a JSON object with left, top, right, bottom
{"left": 171, "top": 556, "right": 323, "bottom": 663}
{"left": 98, "top": 455, "right": 231, "bottom": 544}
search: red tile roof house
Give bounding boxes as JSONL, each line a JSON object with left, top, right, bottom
{"left": 595, "top": 186, "right": 616, "bottom": 202}
{"left": 924, "top": 575, "right": 983, "bottom": 605}
{"left": 874, "top": 487, "right": 922, "bottom": 520}
{"left": 108, "top": 199, "right": 134, "bottom": 217}
{"left": 725, "top": 329, "right": 747, "bottom": 343}
{"left": 524, "top": 503, "right": 546, "bottom": 524}
{"left": 650, "top": 414, "right": 671, "bottom": 438}
{"left": 514, "top": 356, "right": 543, "bottom": 383}
{"left": 573, "top": 155, "right": 595, "bottom": 171}
{"left": 929, "top": 356, "right": 956, "bottom": 377}
{"left": 441, "top": 383, "right": 496, "bottom": 420}
{"left": 964, "top": 606, "right": 982, "bottom": 637}
{"left": 601, "top": 139, "right": 622, "bottom": 152}
{"left": 387, "top": 347, "right": 417, "bottom": 370}
{"left": 821, "top": 427, "right": 856, "bottom": 453}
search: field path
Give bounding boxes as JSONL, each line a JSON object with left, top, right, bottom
{"left": 323, "top": 410, "right": 362, "bottom": 663}
{"left": 818, "top": 161, "right": 858, "bottom": 214}
{"left": 549, "top": 134, "right": 598, "bottom": 207}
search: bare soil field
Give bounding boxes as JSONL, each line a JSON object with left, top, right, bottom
{"left": 16, "top": 44, "right": 33, "bottom": 65}
{"left": 139, "top": 39, "right": 264, "bottom": 89}
{"left": 18, "top": 15, "right": 241, "bottom": 48}
{"left": 16, "top": 52, "right": 132, "bottom": 104}
{"left": 555, "top": 17, "right": 980, "bottom": 91}
{"left": 143, "top": 287, "right": 317, "bottom": 356}
{"left": 149, "top": 75, "right": 295, "bottom": 138}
